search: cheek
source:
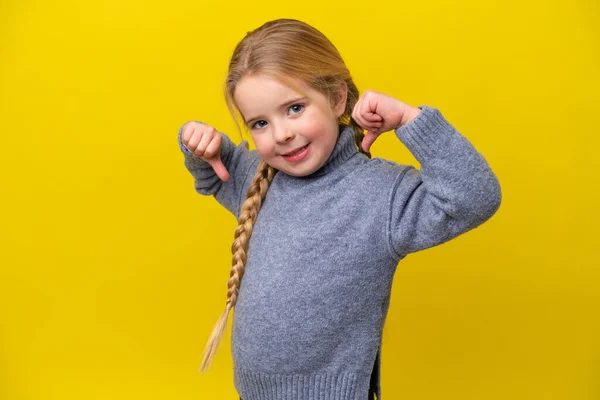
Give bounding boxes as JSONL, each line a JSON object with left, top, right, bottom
{"left": 252, "top": 137, "right": 274, "bottom": 158}
{"left": 299, "top": 118, "right": 329, "bottom": 140}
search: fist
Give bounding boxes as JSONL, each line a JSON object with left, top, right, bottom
{"left": 180, "top": 121, "right": 230, "bottom": 182}
{"left": 351, "top": 90, "right": 421, "bottom": 153}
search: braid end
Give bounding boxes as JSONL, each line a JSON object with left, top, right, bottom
{"left": 198, "top": 304, "right": 232, "bottom": 373}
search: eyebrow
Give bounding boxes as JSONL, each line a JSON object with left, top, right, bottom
{"left": 244, "top": 97, "right": 308, "bottom": 126}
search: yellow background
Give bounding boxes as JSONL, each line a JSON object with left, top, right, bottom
{"left": 1, "top": 0, "right": 598, "bottom": 399}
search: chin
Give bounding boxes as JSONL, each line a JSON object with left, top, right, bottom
{"left": 281, "top": 169, "right": 309, "bottom": 177}
{"left": 280, "top": 164, "right": 319, "bottom": 177}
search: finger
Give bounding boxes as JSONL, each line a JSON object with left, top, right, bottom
{"left": 194, "top": 129, "right": 213, "bottom": 157}
{"left": 353, "top": 110, "right": 380, "bottom": 131}
{"left": 353, "top": 96, "right": 381, "bottom": 129}
{"left": 181, "top": 124, "right": 195, "bottom": 148}
{"left": 359, "top": 94, "right": 376, "bottom": 117}
{"left": 363, "top": 120, "right": 382, "bottom": 130}
{"left": 362, "top": 130, "right": 379, "bottom": 153}
{"left": 187, "top": 129, "right": 202, "bottom": 154}
{"left": 181, "top": 123, "right": 192, "bottom": 142}
{"left": 207, "top": 157, "right": 231, "bottom": 182}
{"left": 364, "top": 112, "right": 382, "bottom": 122}
{"left": 352, "top": 100, "right": 369, "bottom": 129}
{"left": 352, "top": 96, "right": 363, "bottom": 123}
{"left": 204, "top": 134, "right": 222, "bottom": 159}
{"left": 350, "top": 97, "right": 362, "bottom": 121}
{"left": 359, "top": 97, "right": 383, "bottom": 123}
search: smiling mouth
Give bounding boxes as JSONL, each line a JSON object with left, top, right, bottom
{"left": 282, "top": 144, "right": 309, "bottom": 156}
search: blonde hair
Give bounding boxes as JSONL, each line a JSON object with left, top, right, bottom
{"left": 199, "top": 18, "right": 371, "bottom": 372}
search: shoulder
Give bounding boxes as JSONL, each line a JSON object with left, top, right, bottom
{"left": 353, "top": 154, "right": 416, "bottom": 182}
{"left": 333, "top": 154, "right": 419, "bottom": 204}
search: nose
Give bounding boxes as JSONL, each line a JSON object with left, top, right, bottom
{"left": 273, "top": 123, "right": 295, "bottom": 144}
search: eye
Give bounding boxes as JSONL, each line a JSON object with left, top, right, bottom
{"left": 250, "top": 104, "right": 305, "bottom": 130}
{"left": 252, "top": 120, "right": 268, "bottom": 130}
{"left": 289, "top": 104, "right": 304, "bottom": 115}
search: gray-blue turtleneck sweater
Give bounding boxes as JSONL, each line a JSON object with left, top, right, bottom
{"left": 178, "top": 105, "right": 502, "bottom": 400}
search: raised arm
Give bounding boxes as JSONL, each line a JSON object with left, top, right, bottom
{"left": 387, "top": 106, "right": 502, "bottom": 257}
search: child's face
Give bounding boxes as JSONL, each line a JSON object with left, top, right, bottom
{"left": 234, "top": 73, "right": 346, "bottom": 177}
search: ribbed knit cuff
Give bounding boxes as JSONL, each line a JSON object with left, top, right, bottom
{"left": 394, "top": 105, "right": 457, "bottom": 162}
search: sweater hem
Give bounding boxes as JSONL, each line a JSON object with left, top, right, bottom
{"left": 234, "top": 368, "right": 369, "bottom": 400}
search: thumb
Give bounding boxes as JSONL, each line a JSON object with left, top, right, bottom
{"left": 206, "top": 156, "right": 231, "bottom": 182}
{"left": 362, "top": 131, "right": 378, "bottom": 154}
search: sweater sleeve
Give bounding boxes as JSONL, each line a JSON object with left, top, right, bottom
{"left": 178, "top": 122, "right": 261, "bottom": 219}
{"left": 388, "top": 106, "right": 502, "bottom": 258}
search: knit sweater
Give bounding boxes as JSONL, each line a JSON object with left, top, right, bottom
{"left": 178, "top": 105, "right": 502, "bottom": 400}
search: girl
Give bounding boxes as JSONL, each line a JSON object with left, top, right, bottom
{"left": 178, "top": 18, "right": 501, "bottom": 400}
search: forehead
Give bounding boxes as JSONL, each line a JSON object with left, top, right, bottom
{"left": 234, "top": 74, "right": 323, "bottom": 119}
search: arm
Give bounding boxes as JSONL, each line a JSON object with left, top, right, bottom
{"left": 388, "top": 106, "right": 502, "bottom": 257}
{"left": 178, "top": 122, "right": 261, "bottom": 218}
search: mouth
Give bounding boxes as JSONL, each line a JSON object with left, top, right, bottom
{"left": 282, "top": 144, "right": 309, "bottom": 156}
{"left": 281, "top": 143, "right": 311, "bottom": 162}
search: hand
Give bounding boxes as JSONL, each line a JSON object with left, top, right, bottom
{"left": 351, "top": 90, "right": 422, "bottom": 153}
{"left": 181, "top": 122, "right": 231, "bottom": 182}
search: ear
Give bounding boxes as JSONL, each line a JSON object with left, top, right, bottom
{"left": 331, "top": 81, "right": 348, "bottom": 118}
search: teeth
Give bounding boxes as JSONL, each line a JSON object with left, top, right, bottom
{"left": 286, "top": 145, "right": 306, "bottom": 156}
